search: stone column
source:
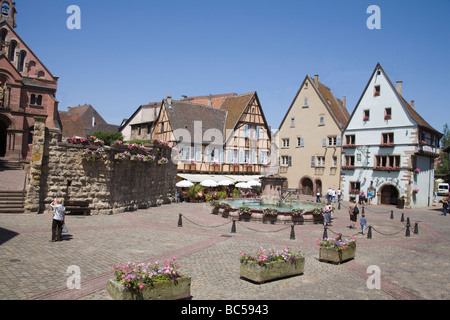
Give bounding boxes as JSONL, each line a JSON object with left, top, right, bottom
{"left": 24, "top": 116, "right": 47, "bottom": 213}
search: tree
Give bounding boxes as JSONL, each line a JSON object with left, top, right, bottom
{"left": 90, "top": 131, "right": 123, "bottom": 146}
{"left": 437, "top": 124, "right": 449, "bottom": 175}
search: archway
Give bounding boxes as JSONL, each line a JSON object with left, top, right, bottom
{"left": 0, "top": 116, "right": 9, "bottom": 156}
{"left": 379, "top": 184, "right": 399, "bottom": 205}
{"left": 300, "top": 177, "right": 314, "bottom": 195}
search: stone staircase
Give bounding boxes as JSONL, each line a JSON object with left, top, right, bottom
{"left": 0, "top": 159, "right": 27, "bottom": 213}
{"left": 0, "top": 159, "right": 22, "bottom": 170}
{"left": 0, "top": 190, "right": 25, "bottom": 213}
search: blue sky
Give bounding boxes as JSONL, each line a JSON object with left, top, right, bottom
{"left": 16, "top": 0, "right": 450, "bottom": 134}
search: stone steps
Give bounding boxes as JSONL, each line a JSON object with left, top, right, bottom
{"left": 0, "top": 159, "right": 22, "bottom": 170}
{"left": 0, "top": 191, "right": 25, "bottom": 213}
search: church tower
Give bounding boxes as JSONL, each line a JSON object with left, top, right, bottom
{"left": 0, "top": 1, "right": 17, "bottom": 28}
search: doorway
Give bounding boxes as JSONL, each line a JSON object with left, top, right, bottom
{"left": 300, "top": 177, "right": 314, "bottom": 195}
{"left": 380, "top": 185, "right": 399, "bottom": 205}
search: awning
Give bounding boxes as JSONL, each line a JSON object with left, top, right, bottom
{"left": 177, "top": 173, "right": 262, "bottom": 184}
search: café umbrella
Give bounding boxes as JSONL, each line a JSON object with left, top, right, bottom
{"left": 200, "top": 180, "right": 218, "bottom": 187}
{"left": 176, "top": 180, "right": 194, "bottom": 188}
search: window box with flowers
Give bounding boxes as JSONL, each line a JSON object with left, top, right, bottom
{"left": 239, "top": 248, "right": 305, "bottom": 284}
{"left": 342, "top": 165, "right": 355, "bottom": 170}
{"left": 380, "top": 142, "right": 394, "bottom": 148}
{"left": 89, "top": 136, "right": 104, "bottom": 146}
{"left": 317, "top": 234, "right": 356, "bottom": 264}
{"left": 81, "top": 148, "right": 106, "bottom": 161}
{"left": 115, "top": 151, "right": 131, "bottom": 161}
{"left": 67, "top": 136, "right": 90, "bottom": 146}
{"left": 263, "top": 208, "right": 278, "bottom": 224}
{"left": 343, "top": 144, "right": 356, "bottom": 149}
{"left": 108, "top": 259, "right": 191, "bottom": 300}
{"left": 373, "top": 166, "right": 400, "bottom": 171}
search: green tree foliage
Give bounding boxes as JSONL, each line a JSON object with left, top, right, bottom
{"left": 90, "top": 131, "right": 124, "bottom": 146}
{"left": 437, "top": 124, "right": 449, "bottom": 175}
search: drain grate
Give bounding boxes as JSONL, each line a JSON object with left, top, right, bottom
{"left": 9, "top": 259, "right": 21, "bottom": 263}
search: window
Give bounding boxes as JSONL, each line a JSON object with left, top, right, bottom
{"left": 316, "top": 156, "right": 325, "bottom": 167}
{"left": 375, "top": 155, "right": 401, "bottom": 168}
{"left": 304, "top": 98, "right": 309, "bottom": 107}
{"left": 282, "top": 138, "right": 290, "bottom": 148}
{"left": 160, "top": 122, "right": 164, "bottom": 133}
{"left": 297, "top": 137, "right": 304, "bottom": 147}
{"left": 384, "top": 108, "right": 392, "bottom": 120}
{"left": 281, "top": 156, "right": 292, "bottom": 166}
{"left": 30, "top": 94, "right": 36, "bottom": 105}
{"left": 2, "top": 2, "right": 9, "bottom": 16}
{"left": 344, "top": 155, "right": 355, "bottom": 167}
{"left": 8, "top": 40, "right": 16, "bottom": 61}
{"left": 328, "top": 136, "right": 337, "bottom": 147}
{"left": 350, "top": 181, "right": 361, "bottom": 194}
{"left": 319, "top": 115, "right": 325, "bottom": 125}
{"left": 381, "top": 132, "right": 394, "bottom": 146}
{"left": 332, "top": 156, "right": 337, "bottom": 167}
{"left": 374, "top": 85, "right": 381, "bottom": 96}
{"left": 290, "top": 117, "right": 295, "bottom": 127}
{"left": 36, "top": 95, "right": 42, "bottom": 106}
{"left": 363, "top": 109, "right": 370, "bottom": 121}
{"left": 345, "top": 134, "right": 356, "bottom": 146}
{"left": 18, "top": 50, "right": 27, "bottom": 72}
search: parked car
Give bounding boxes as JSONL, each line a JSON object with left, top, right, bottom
{"left": 437, "top": 183, "right": 449, "bottom": 196}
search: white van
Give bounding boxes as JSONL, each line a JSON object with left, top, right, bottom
{"left": 437, "top": 183, "right": 449, "bottom": 196}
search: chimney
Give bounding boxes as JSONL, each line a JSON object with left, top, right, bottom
{"left": 342, "top": 96, "right": 346, "bottom": 108}
{"left": 411, "top": 100, "right": 415, "bottom": 109}
{"left": 208, "top": 94, "right": 212, "bottom": 107}
{"left": 167, "top": 94, "right": 172, "bottom": 108}
{"left": 396, "top": 81, "right": 403, "bottom": 96}
{"left": 181, "top": 95, "right": 187, "bottom": 100}
{"left": 314, "top": 75, "right": 319, "bottom": 87}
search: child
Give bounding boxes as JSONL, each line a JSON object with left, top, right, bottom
{"left": 360, "top": 213, "right": 367, "bottom": 235}
{"left": 50, "top": 195, "right": 66, "bottom": 242}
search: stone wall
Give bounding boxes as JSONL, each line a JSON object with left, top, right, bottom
{"left": 25, "top": 117, "right": 177, "bottom": 214}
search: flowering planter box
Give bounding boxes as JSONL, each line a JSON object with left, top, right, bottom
{"left": 240, "top": 258, "right": 305, "bottom": 284}
{"left": 107, "top": 277, "right": 191, "bottom": 300}
{"left": 319, "top": 244, "right": 356, "bottom": 264}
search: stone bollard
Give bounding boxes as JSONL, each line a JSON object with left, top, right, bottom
{"left": 367, "top": 225, "right": 372, "bottom": 239}
{"left": 414, "top": 222, "right": 419, "bottom": 235}
{"left": 390, "top": 210, "right": 394, "bottom": 219}
{"left": 231, "top": 219, "right": 236, "bottom": 233}
{"left": 401, "top": 212, "right": 405, "bottom": 222}
{"left": 322, "top": 226, "right": 328, "bottom": 240}
{"left": 177, "top": 213, "right": 183, "bottom": 227}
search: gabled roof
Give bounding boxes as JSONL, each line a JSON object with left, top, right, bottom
{"left": 219, "top": 92, "right": 255, "bottom": 132}
{"left": 119, "top": 102, "right": 161, "bottom": 131}
{"left": 0, "top": 20, "right": 57, "bottom": 81}
{"left": 182, "top": 93, "right": 237, "bottom": 109}
{"left": 346, "top": 63, "right": 442, "bottom": 137}
{"left": 164, "top": 99, "right": 227, "bottom": 144}
{"left": 59, "top": 112, "right": 85, "bottom": 138}
{"left": 279, "top": 75, "right": 350, "bottom": 131}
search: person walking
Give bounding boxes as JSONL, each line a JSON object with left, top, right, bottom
{"left": 348, "top": 199, "right": 358, "bottom": 229}
{"left": 360, "top": 213, "right": 367, "bottom": 235}
{"left": 443, "top": 197, "right": 449, "bottom": 217}
{"left": 50, "top": 193, "right": 66, "bottom": 242}
{"left": 316, "top": 188, "right": 322, "bottom": 203}
{"left": 324, "top": 202, "right": 332, "bottom": 227}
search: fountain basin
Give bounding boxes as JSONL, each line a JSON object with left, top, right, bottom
{"left": 212, "top": 198, "right": 325, "bottom": 225}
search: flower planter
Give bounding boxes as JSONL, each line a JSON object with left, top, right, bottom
{"left": 319, "top": 243, "right": 356, "bottom": 264}
{"left": 240, "top": 258, "right": 305, "bottom": 284}
{"left": 107, "top": 276, "right": 191, "bottom": 300}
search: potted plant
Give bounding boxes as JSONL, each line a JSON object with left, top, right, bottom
{"left": 108, "top": 259, "right": 191, "bottom": 300}
{"left": 239, "top": 247, "right": 305, "bottom": 284}
{"left": 317, "top": 234, "right": 356, "bottom": 264}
